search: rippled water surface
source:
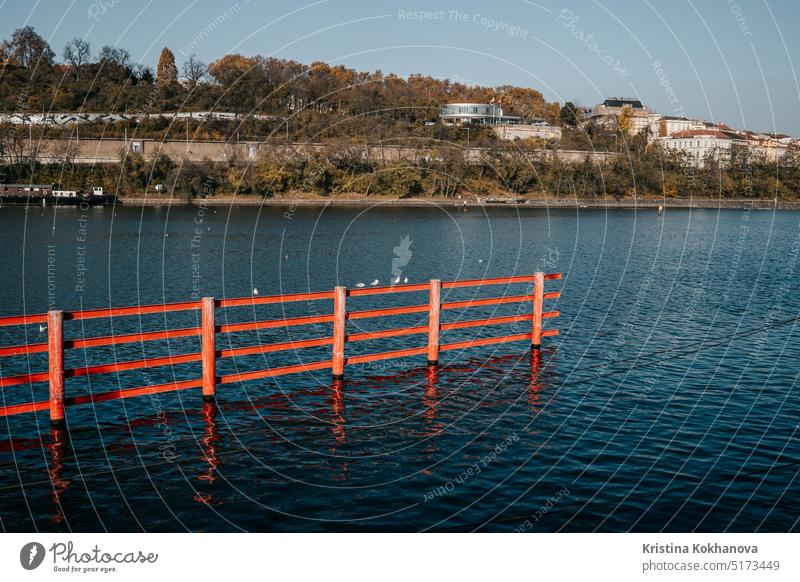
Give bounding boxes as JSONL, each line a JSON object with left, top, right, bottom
{"left": 0, "top": 204, "right": 798, "bottom": 531}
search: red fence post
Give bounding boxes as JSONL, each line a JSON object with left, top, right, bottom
{"left": 427, "top": 279, "right": 442, "bottom": 366}
{"left": 531, "top": 272, "right": 544, "bottom": 350}
{"left": 201, "top": 297, "right": 216, "bottom": 401}
{"left": 47, "top": 310, "right": 65, "bottom": 428}
{"left": 332, "top": 286, "right": 347, "bottom": 380}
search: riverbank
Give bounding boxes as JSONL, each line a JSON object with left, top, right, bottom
{"left": 116, "top": 195, "right": 793, "bottom": 210}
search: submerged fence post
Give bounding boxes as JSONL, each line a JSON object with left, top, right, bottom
{"left": 47, "top": 310, "right": 65, "bottom": 428}
{"left": 427, "top": 279, "right": 442, "bottom": 366}
{"left": 332, "top": 286, "right": 347, "bottom": 380}
{"left": 531, "top": 272, "right": 544, "bottom": 350}
{"left": 201, "top": 297, "right": 216, "bottom": 401}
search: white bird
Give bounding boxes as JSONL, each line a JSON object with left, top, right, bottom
{"left": 478, "top": 259, "right": 483, "bottom": 263}
{"left": 403, "top": 277, "right": 408, "bottom": 283}
{"left": 38, "top": 324, "right": 46, "bottom": 333}
{"left": 253, "top": 288, "right": 259, "bottom": 295}
{"left": 355, "top": 282, "right": 365, "bottom": 288}
{"left": 370, "top": 279, "right": 379, "bottom": 286}
{"left": 392, "top": 276, "right": 401, "bottom": 284}
{"left": 284, "top": 254, "right": 288, "bottom": 259}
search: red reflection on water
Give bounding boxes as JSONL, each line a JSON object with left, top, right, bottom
{"left": 529, "top": 349, "right": 543, "bottom": 413}
{"left": 328, "top": 380, "right": 350, "bottom": 481}
{"left": 198, "top": 402, "right": 220, "bottom": 484}
{"left": 330, "top": 380, "right": 346, "bottom": 445}
{"left": 193, "top": 402, "right": 222, "bottom": 506}
{"left": 422, "top": 365, "right": 441, "bottom": 437}
{"left": 48, "top": 427, "right": 70, "bottom": 524}
{"left": 529, "top": 347, "right": 558, "bottom": 416}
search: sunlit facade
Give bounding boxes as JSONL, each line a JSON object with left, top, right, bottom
{"left": 439, "top": 103, "right": 520, "bottom": 125}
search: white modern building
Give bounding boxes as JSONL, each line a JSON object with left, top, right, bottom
{"left": 439, "top": 103, "right": 520, "bottom": 125}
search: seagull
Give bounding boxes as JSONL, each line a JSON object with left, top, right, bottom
{"left": 38, "top": 324, "right": 46, "bottom": 333}
{"left": 403, "top": 277, "right": 408, "bottom": 283}
{"left": 355, "top": 282, "right": 365, "bottom": 288}
{"left": 253, "top": 288, "right": 259, "bottom": 295}
{"left": 392, "top": 276, "right": 401, "bottom": 284}
{"left": 370, "top": 279, "right": 379, "bottom": 286}
{"left": 478, "top": 259, "right": 483, "bottom": 263}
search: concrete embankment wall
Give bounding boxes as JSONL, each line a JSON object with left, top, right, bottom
{"left": 7, "top": 138, "right": 617, "bottom": 165}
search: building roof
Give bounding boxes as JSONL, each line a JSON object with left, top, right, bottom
{"left": 602, "top": 98, "right": 644, "bottom": 109}
{"left": 670, "top": 129, "right": 740, "bottom": 140}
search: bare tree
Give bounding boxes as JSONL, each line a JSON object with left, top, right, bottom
{"left": 98, "top": 45, "right": 129, "bottom": 67}
{"left": 63, "top": 38, "right": 90, "bottom": 78}
{"left": 181, "top": 54, "right": 207, "bottom": 88}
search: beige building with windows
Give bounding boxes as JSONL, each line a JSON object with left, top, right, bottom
{"left": 587, "top": 98, "right": 656, "bottom": 135}
{"left": 656, "top": 129, "right": 793, "bottom": 166}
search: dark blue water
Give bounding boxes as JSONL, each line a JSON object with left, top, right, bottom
{"left": 0, "top": 203, "right": 798, "bottom": 532}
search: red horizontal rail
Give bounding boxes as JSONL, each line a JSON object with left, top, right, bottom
{"left": 347, "top": 304, "right": 428, "bottom": 320}
{"left": 65, "top": 352, "right": 202, "bottom": 379}
{"left": 347, "top": 325, "right": 428, "bottom": 342}
{"left": 348, "top": 283, "right": 429, "bottom": 297}
{"left": 0, "top": 399, "right": 49, "bottom": 417}
{"left": 218, "top": 290, "right": 333, "bottom": 308}
{"left": 442, "top": 275, "right": 534, "bottom": 289}
{"left": 0, "top": 313, "right": 48, "bottom": 327}
{"left": 65, "top": 378, "right": 203, "bottom": 407}
{"left": 219, "top": 359, "right": 333, "bottom": 384}
{"left": 66, "top": 326, "right": 201, "bottom": 350}
{"left": 441, "top": 313, "right": 531, "bottom": 331}
{"left": 0, "top": 371, "right": 49, "bottom": 388}
{"left": 218, "top": 336, "right": 332, "bottom": 359}
{"left": 66, "top": 301, "right": 200, "bottom": 321}
{"left": 218, "top": 314, "right": 332, "bottom": 334}
{"left": 440, "top": 332, "right": 533, "bottom": 352}
{"left": 345, "top": 345, "right": 428, "bottom": 366}
{"left": 0, "top": 342, "right": 48, "bottom": 357}
{"left": 442, "top": 294, "right": 533, "bottom": 311}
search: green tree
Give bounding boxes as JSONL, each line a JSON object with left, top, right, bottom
{"left": 559, "top": 101, "right": 580, "bottom": 126}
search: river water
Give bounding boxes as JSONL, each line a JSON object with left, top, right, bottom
{"left": 0, "top": 203, "right": 798, "bottom": 532}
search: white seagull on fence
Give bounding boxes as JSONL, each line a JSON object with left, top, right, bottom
{"left": 253, "top": 288, "right": 259, "bottom": 295}
{"left": 355, "top": 282, "right": 365, "bottom": 287}
{"left": 403, "top": 277, "right": 408, "bottom": 283}
{"left": 392, "top": 276, "right": 401, "bottom": 284}
{"left": 370, "top": 279, "right": 380, "bottom": 286}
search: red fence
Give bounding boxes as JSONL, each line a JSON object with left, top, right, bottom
{"left": 0, "top": 273, "right": 561, "bottom": 427}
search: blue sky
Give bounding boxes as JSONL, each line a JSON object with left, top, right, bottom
{"left": 2, "top": 0, "right": 799, "bottom": 135}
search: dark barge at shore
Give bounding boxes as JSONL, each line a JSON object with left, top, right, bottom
{"left": 0, "top": 184, "right": 116, "bottom": 206}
